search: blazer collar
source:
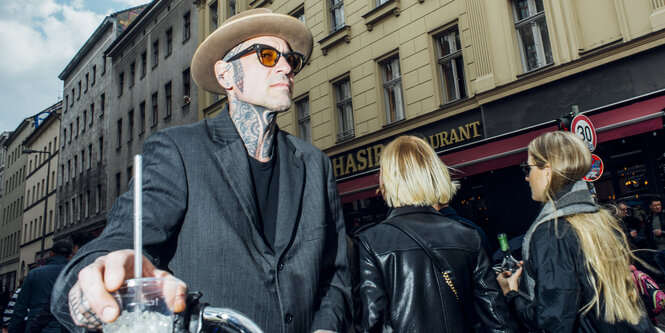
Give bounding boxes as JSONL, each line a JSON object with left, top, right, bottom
{"left": 207, "top": 105, "right": 242, "bottom": 146}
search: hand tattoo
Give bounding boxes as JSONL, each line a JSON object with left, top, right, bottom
{"left": 230, "top": 100, "right": 276, "bottom": 161}
{"left": 69, "top": 282, "right": 104, "bottom": 329}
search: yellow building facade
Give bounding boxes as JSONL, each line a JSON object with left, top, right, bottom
{"left": 195, "top": 0, "right": 665, "bottom": 234}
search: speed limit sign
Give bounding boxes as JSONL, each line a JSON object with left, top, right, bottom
{"left": 571, "top": 115, "right": 597, "bottom": 152}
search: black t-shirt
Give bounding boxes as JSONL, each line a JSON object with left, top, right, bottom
{"left": 248, "top": 151, "right": 280, "bottom": 250}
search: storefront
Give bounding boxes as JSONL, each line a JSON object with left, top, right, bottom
{"left": 336, "top": 70, "right": 665, "bottom": 252}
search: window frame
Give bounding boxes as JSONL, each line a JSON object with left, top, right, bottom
{"left": 380, "top": 55, "right": 405, "bottom": 124}
{"left": 512, "top": 0, "right": 553, "bottom": 73}
{"left": 435, "top": 28, "right": 468, "bottom": 104}
{"left": 333, "top": 77, "right": 354, "bottom": 142}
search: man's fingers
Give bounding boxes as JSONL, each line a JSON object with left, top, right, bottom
{"left": 155, "top": 271, "right": 188, "bottom": 313}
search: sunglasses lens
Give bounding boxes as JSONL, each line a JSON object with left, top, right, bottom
{"left": 286, "top": 53, "right": 303, "bottom": 73}
{"left": 258, "top": 47, "right": 279, "bottom": 66}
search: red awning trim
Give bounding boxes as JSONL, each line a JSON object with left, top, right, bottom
{"left": 338, "top": 95, "right": 665, "bottom": 201}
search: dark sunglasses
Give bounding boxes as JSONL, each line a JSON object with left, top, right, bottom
{"left": 520, "top": 162, "right": 537, "bottom": 176}
{"left": 226, "top": 44, "right": 305, "bottom": 75}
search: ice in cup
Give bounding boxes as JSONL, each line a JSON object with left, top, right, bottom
{"left": 103, "top": 277, "right": 184, "bottom": 333}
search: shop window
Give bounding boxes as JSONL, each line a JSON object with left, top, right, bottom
{"left": 334, "top": 78, "right": 354, "bottom": 141}
{"left": 512, "top": 0, "right": 552, "bottom": 72}
{"left": 381, "top": 56, "right": 404, "bottom": 124}
{"left": 435, "top": 28, "right": 467, "bottom": 104}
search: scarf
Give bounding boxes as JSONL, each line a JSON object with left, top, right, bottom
{"left": 520, "top": 179, "right": 599, "bottom": 300}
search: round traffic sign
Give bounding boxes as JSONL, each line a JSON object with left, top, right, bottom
{"left": 583, "top": 154, "right": 604, "bottom": 182}
{"left": 571, "top": 114, "right": 597, "bottom": 152}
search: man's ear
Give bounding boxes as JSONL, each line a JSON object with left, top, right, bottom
{"left": 214, "top": 60, "right": 234, "bottom": 90}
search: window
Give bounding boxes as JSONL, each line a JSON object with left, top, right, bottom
{"left": 381, "top": 56, "right": 404, "bottom": 123}
{"left": 139, "top": 102, "right": 146, "bottom": 134}
{"left": 73, "top": 156, "right": 77, "bottom": 178}
{"left": 296, "top": 97, "right": 311, "bottom": 143}
{"left": 96, "top": 184, "right": 101, "bottom": 213}
{"left": 81, "top": 150, "right": 85, "bottom": 174}
{"left": 115, "top": 173, "right": 121, "bottom": 198}
{"left": 85, "top": 73, "right": 89, "bottom": 92}
{"left": 69, "top": 123, "right": 73, "bottom": 142}
{"left": 329, "top": 0, "right": 344, "bottom": 32}
{"left": 92, "top": 65, "right": 96, "bottom": 85}
{"left": 82, "top": 110, "right": 87, "bottom": 132}
{"left": 67, "top": 160, "right": 71, "bottom": 182}
{"left": 87, "top": 144, "right": 92, "bottom": 169}
{"left": 227, "top": 0, "right": 236, "bottom": 18}
{"left": 183, "top": 12, "right": 191, "bottom": 41}
{"left": 98, "top": 136, "right": 103, "bottom": 163}
{"left": 78, "top": 194, "right": 82, "bottom": 220}
{"left": 71, "top": 88, "right": 75, "bottom": 105}
{"left": 71, "top": 198, "right": 75, "bottom": 224}
{"left": 210, "top": 2, "right": 219, "bottom": 31}
{"left": 77, "top": 81, "right": 81, "bottom": 99}
{"left": 116, "top": 118, "right": 122, "bottom": 148}
{"left": 436, "top": 29, "right": 467, "bottom": 103}
{"left": 164, "top": 82, "right": 172, "bottom": 118}
{"left": 152, "top": 40, "right": 159, "bottom": 68}
{"left": 293, "top": 7, "right": 305, "bottom": 23}
{"left": 128, "top": 110, "right": 134, "bottom": 141}
{"left": 90, "top": 103, "right": 94, "bottom": 126}
{"left": 118, "top": 72, "right": 124, "bottom": 96}
{"left": 85, "top": 191, "right": 90, "bottom": 218}
{"left": 512, "top": 0, "right": 552, "bottom": 72}
{"left": 100, "top": 93, "right": 105, "bottom": 115}
{"left": 334, "top": 78, "right": 354, "bottom": 141}
{"left": 152, "top": 92, "right": 159, "bottom": 126}
{"left": 102, "top": 56, "right": 106, "bottom": 75}
{"left": 166, "top": 28, "right": 173, "bottom": 56}
{"left": 65, "top": 95, "right": 69, "bottom": 110}
{"left": 182, "top": 68, "right": 191, "bottom": 105}
{"left": 130, "top": 62, "right": 136, "bottom": 86}
{"left": 141, "top": 51, "right": 147, "bottom": 78}
{"left": 63, "top": 128, "right": 67, "bottom": 146}
{"left": 76, "top": 117, "right": 80, "bottom": 137}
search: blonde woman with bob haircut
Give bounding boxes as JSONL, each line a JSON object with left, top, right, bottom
{"left": 353, "top": 135, "right": 516, "bottom": 332}
{"left": 497, "top": 131, "right": 655, "bottom": 332}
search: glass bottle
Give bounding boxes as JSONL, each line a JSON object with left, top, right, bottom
{"left": 497, "top": 233, "right": 520, "bottom": 273}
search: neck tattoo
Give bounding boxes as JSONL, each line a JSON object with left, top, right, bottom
{"left": 230, "top": 99, "right": 276, "bottom": 162}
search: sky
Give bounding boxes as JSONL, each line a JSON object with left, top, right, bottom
{"left": 0, "top": 0, "right": 150, "bottom": 133}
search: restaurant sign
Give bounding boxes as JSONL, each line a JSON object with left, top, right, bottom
{"left": 331, "top": 109, "right": 483, "bottom": 179}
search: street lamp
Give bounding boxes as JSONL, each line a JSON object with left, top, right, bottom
{"left": 22, "top": 149, "right": 52, "bottom": 259}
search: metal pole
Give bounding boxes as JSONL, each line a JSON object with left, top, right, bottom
{"left": 40, "top": 153, "right": 51, "bottom": 259}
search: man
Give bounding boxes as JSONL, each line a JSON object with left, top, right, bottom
{"left": 9, "top": 241, "right": 72, "bottom": 333}
{"left": 617, "top": 202, "right": 642, "bottom": 248}
{"left": 646, "top": 198, "right": 665, "bottom": 273}
{"left": 51, "top": 9, "right": 351, "bottom": 333}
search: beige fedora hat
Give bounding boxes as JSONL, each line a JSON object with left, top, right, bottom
{"left": 191, "top": 8, "right": 313, "bottom": 94}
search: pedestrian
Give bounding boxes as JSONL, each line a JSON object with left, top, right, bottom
{"left": 497, "top": 131, "right": 654, "bottom": 332}
{"left": 646, "top": 198, "right": 665, "bottom": 274}
{"left": 9, "top": 241, "right": 72, "bottom": 333}
{"left": 353, "top": 135, "right": 515, "bottom": 332}
{"left": 2, "top": 280, "right": 23, "bottom": 333}
{"left": 50, "top": 8, "right": 351, "bottom": 333}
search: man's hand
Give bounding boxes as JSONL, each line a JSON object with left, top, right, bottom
{"left": 68, "top": 249, "right": 187, "bottom": 329}
{"left": 630, "top": 230, "right": 638, "bottom": 238}
{"left": 654, "top": 229, "right": 662, "bottom": 237}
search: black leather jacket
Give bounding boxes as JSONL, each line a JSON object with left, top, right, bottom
{"left": 352, "top": 206, "right": 516, "bottom": 332}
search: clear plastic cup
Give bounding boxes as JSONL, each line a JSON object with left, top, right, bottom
{"left": 103, "top": 277, "right": 183, "bottom": 333}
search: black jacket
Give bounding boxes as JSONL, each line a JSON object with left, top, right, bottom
{"left": 353, "top": 206, "right": 515, "bottom": 332}
{"left": 506, "top": 219, "right": 655, "bottom": 332}
{"left": 9, "top": 256, "right": 68, "bottom": 333}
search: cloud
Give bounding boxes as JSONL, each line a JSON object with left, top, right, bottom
{"left": 0, "top": 0, "right": 105, "bottom": 131}
{"left": 112, "top": 0, "right": 152, "bottom": 8}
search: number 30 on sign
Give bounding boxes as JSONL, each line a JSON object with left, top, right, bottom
{"left": 570, "top": 114, "right": 597, "bottom": 152}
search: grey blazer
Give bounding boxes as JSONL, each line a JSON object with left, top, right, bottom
{"left": 51, "top": 109, "right": 352, "bottom": 332}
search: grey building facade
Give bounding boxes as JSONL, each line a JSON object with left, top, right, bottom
{"left": 57, "top": 6, "right": 148, "bottom": 241}
{"left": 105, "top": 0, "right": 199, "bottom": 204}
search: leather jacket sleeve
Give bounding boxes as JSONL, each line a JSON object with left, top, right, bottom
{"left": 506, "top": 224, "right": 583, "bottom": 332}
{"left": 472, "top": 246, "right": 518, "bottom": 332}
{"left": 353, "top": 235, "right": 388, "bottom": 333}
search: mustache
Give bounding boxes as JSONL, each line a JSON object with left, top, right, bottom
{"left": 269, "top": 74, "right": 291, "bottom": 85}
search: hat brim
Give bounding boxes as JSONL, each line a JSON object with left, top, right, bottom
{"left": 191, "top": 12, "right": 313, "bottom": 94}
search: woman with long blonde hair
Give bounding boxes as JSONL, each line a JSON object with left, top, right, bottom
{"left": 497, "top": 131, "right": 654, "bottom": 332}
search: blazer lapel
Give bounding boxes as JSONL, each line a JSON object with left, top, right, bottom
{"left": 209, "top": 108, "right": 260, "bottom": 224}
{"left": 274, "top": 133, "right": 304, "bottom": 255}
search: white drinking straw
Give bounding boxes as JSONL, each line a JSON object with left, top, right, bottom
{"left": 133, "top": 154, "right": 143, "bottom": 280}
